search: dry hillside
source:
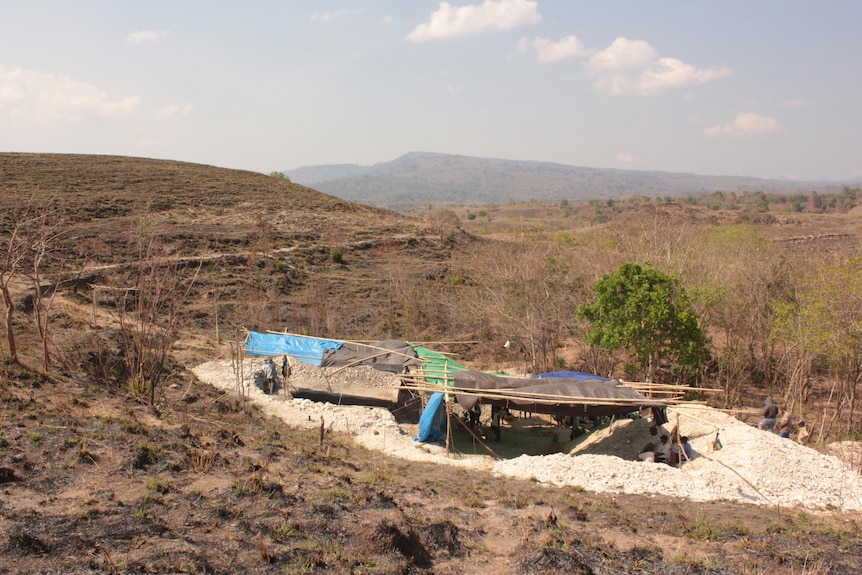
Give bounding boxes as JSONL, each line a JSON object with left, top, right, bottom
{"left": 0, "top": 153, "right": 478, "bottom": 360}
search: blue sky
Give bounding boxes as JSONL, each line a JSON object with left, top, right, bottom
{"left": 1, "top": 1, "right": 859, "bottom": 180}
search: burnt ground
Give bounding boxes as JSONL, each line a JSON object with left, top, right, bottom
{"left": 2, "top": 362, "right": 861, "bottom": 575}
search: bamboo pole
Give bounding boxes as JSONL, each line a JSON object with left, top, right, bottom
{"left": 451, "top": 414, "right": 503, "bottom": 460}
{"left": 264, "top": 330, "right": 419, "bottom": 362}
{"left": 667, "top": 406, "right": 720, "bottom": 431}
{"left": 349, "top": 340, "right": 478, "bottom": 346}
{"left": 403, "top": 386, "right": 706, "bottom": 412}
{"left": 444, "top": 361, "right": 451, "bottom": 457}
{"left": 401, "top": 381, "right": 645, "bottom": 401}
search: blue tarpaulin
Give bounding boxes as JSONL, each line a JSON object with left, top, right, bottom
{"left": 414, "top": 392, "right": 446, "bottom": 443}
{"left": 245, "top": 332, "right": 343, "bottom": 365}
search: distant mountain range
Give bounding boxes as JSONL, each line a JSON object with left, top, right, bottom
{"left": 284, "top": 151, "right": 855, "bottom": 211}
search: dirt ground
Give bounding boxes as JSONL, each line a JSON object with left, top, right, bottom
{"left": 4, "top": 360, "right": 861, "bottom": 575}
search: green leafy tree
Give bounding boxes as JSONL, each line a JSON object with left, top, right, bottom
{"left": 268, "top": 171, "right": 289, "bottom": 182}
{"left": 579, "top": 262, "right": 709, "bottom": 382}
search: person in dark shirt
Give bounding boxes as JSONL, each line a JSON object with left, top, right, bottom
{"left": 758, "top": 397, "right": 779, "bottom": 431}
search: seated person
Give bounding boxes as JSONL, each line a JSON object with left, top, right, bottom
{"left": 638, "top": 443, "right": 656, "bottom": 463}
{"left": 669, "top": 436, "right": 693, "bottom": 465}
{"left": 680, "top": 436, "right": 693, "bottom": 462}
{"left": 463, "top": 405, "right": 481, "bottom": 430}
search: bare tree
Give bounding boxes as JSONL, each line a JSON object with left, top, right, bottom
{"left": 429, "top": 209, "right": 461, "bottom": 243}
{"left": 0, "top": 216, "right": 28, "bottom": 363}
{"left": 454, "top": 237, "right": 587, "bottom": 373}
{"left": 0, "top": 195, "right": 62, "bottom": 365}
{"left": 110, "top": 236, "right": 201, "bottom": 406}
{"left": 27, "top": 205, "right": 66, "bottom": 370}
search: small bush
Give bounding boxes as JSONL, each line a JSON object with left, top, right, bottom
{"left": 329, "top": 248, "right": 343, "bottom": 263}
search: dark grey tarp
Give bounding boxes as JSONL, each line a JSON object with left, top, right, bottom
{"left": 452, "top": 370, "right": 662, "bottom": 418}
{"left": 319, "top": 340, "right": 420, "bottom": 372}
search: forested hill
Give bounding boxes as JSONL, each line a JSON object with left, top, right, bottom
{"left": 285, "top": 151, "right": 854, "bottom": 211}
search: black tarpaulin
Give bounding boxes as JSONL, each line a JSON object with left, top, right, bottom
{"left": 451, "top": 370, "right": 662, "bottom": 418}
{"left": 319, "top": 340, "right": 420, "bottom": 372}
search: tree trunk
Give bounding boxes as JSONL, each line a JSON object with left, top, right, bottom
{"left": 2, "top": 284, "right": 17, "bottom": 363}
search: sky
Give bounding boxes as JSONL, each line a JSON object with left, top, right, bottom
{"left": 1, "top": 1, "right": 860, "bottom": 181}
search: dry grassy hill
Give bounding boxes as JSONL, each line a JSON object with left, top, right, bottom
{"left": 0, "top": 153, "right": 480, "bottom": 364}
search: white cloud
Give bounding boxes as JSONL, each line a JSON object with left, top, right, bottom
{"left": 781, "top": 98, "right": 807, "bottom": 108}
{"left": 381, "top": 15, "right": 394, "bottom": 25}
{"left": 0, "top": 65, "right": 140, "bottom": 123}
{"left": 525, "top": 35, "right": 585, "bottom": 63}
{"left": 587, "top": 38, "right": 731, "bottom": 95}
{"left": 638, "top": 57, "right": 731, "bottom": 94}
{"left": 595, "top": 73, "right": 633, "bottom": 96}
{"left": 156, "top": 104, "right": 179, "bottom": 119}
{"left": 407, "top": 0, "right": 541, "bottom": 42}
{"left": 447, "top": 84, "right": 463, "bottom": 95}
{"left": 705, "top": 113, "right": 782, "bottom": 137}
{"left": 310, "top": 9, "right": 363, "bottom": 23}
{"left": 589, "top": 37, "right": 657, "bottom": 71}
{"left": 156, "top": 102, "right": 194, "bottom": 119}
{"left": 127, "top": 29, "right": 169, "bottom": 44}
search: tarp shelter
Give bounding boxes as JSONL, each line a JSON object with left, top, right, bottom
{"left": 414, "top": 392, "right": 447, "bottom": 443}
{"left": 245, "top": 332, "right": 343, "bottom": 365}
{"left": 411, "top": 345, "right": 468, "bottom": 384}
{"left": 451, "top": 370, "right": 662, "bottom": 418}
{"left": 408, "top": 346, "right": 468, "bottom": 442}
{"left": 320, "top": 340, "right": 420, "bottom": 373}
{"left": 245, "top": 333, "right": 419, "bottom": 372}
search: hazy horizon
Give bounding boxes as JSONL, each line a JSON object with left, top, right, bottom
{"left": 2, "top": 1, "right": 860, "bottom": 182}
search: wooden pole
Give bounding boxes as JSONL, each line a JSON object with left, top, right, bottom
{"left": 319, "top": 416, "right": 325, "bottom": 446}
{"left": 400, "top": 381, "right": 673, "bottom": 406}
{"left": 452, "top": 413, "right": 503, "bottom": 460}
{"left": 444, "top": 361, "right": 451, "bottom": 457}
{"left": 667, "top": 406, "right": 720, "bottom": 431}
{"left": 264, "top": 330, "right": 418, "bottom": 361}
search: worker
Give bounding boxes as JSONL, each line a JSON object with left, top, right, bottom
{"left": 490, "top": 405, "right": 503, "bottom": 441}
{"left": 758, "top": 397, "right": 779, "bottom": 431}
{"left": 264, "top": 357, "right": 278, "bottom": 394}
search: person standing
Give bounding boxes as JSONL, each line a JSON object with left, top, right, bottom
{"left": 796, "top": 420, "right": 811, "bottom": 444}
{"left": 758, "top": 397, "right": 779, "bottom": 431}
{"left": 490, "top": 405, "right": 503, "bottom": 441}
{"left": 264, "top": 357, "right": 278, "bottom": 394}
{"left": 777, "top": 406, "right": 793, "bottom": 438}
